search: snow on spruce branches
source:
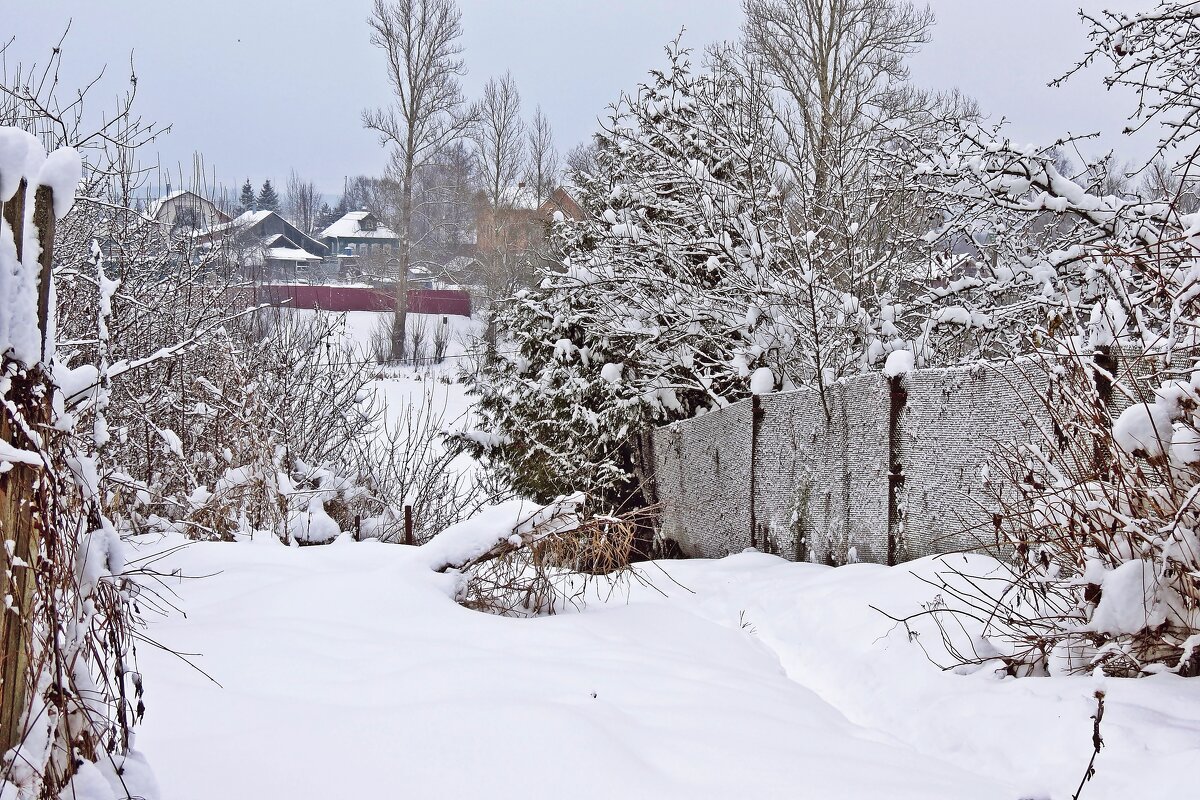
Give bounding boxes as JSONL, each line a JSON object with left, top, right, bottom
{"left": 464, "top": 42, "right": 810, "bottom": 505}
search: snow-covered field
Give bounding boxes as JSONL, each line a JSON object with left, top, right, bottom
{"left": 134, "top": 520, "right": 1200, "bottom": 799}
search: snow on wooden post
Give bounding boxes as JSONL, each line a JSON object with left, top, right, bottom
{"left": 0, "top": 176, "right": 57, "bottom": 756}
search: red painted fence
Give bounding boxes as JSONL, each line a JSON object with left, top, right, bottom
{"left": 245, "top": 285, "right": 472, "bottom": 317}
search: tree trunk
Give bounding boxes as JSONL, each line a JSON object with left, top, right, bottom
{"left": 391, "top": 160, "right": 415, "bottom": 362}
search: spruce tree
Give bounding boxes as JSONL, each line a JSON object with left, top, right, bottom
{"left": 461, "top": 41, "right": 794, "bottom": 508}
{"left": 238, "top": 179, "right": 256, "bottom": 214}
{"left": 256, "top": 179, "right": 280, "bottom": 212}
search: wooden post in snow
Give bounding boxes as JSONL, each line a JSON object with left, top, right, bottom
{"left": 0, "top": 178, "right": 56, "bottom": 756}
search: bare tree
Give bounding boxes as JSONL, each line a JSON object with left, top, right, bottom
{"left": 285, "top": 169, "right": 319, "bottom": 233}
{"left": 743, "top": 0, "right": 934, "bottom": 197}
{"left": 473, "top": 71, "right": 526, "bottom": 209}
{"left": 526, "top": 105, "right": 559, "bottom": 205}
{"left": 565, "top": 139, "right": 601, "bottom": 181}
{"left": 742, "top": 0, "right": 937, "bottom": 292}
{"left": 1138, "top": 157, "right": 1200, "bottom": 212}
{"left": 471, "top": 72, "right": 531, "bottom": 297}
{"left": 363, "top": 0, "right": 473, "bottom": 358}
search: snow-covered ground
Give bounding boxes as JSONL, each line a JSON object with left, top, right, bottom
{"left": 134, "top": 522, "right": 1200, "bottom": 799}
{"left": 128, "top": 307, "right": 1200, "bottom": 797}
{"left": 295, "top": 308, "right": 485, "bottom": 480}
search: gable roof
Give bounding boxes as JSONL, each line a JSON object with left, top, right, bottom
{"left": 319, "top": 210, "right": 399, "bottom": 241}
{"left": 205, "top": 210, "right": 328, "bottom": 256}
{"left": 148, "top": 189, "right": 232, "bottom": 223}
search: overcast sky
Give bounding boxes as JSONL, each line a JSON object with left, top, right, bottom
{"left": 5, "top": 0, "right": 1155, "bottom": 200}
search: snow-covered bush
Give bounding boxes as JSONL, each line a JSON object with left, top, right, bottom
{"left": 429, "top": 494, "right": 655, "bottom": 617}
{"left": 464, "top": 41, "right": 807, "bottom": 507}
{"left": 0, "top": 128, "right": 157, "bottom": 797}
{"left": 907, "top": 2, "right": 1200, "bottom": 677}
{"left": 464, "top": 20, "right": 980, "bottom": 508}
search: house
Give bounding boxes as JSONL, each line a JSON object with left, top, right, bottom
{"left": 469, "top": 185, "right": 584, "bottom": 281}
{"left": 200, "top": 209, "right": 330, "bottom": 281}
{"left": 149, "top": 189, "right": 231, "bottom": 230}
{"left": 319, "top": 209, "right": 399, "bottom": 268}
{"left": 537, "top": 186, "right": 584, "bottom": 223}
{"left": 473, "top": 185, "right": 582, "bottom": 258}
{"left": 319, "top": 209, "right": 401, "bottom": 281}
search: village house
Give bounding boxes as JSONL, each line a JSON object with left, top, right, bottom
{"left": 200, "top": 209, "right": 331, "bottom": 281}
{"left": 319, "top": 209, "right": 401, "bottom": 280}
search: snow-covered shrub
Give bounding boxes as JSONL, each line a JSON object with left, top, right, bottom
{"left": 356, "top": 382, "right": 506, "bottom": 544}
{"left": 0, "top": 128, "right": 157, "bottom": 797}
{"left": 131, "top": 311, "right": 384, "bottom": 543}
{"left": 464, "top": 41, "right": 807, "bottom": 507}
{"left": 925, "top": 340, "right": 1199, "bottom": 677}
{"left": 905, "top": 2, "right": 1200, "bottom": 677}
{"left": 464, "top": 29, "right": 978, "bottom": 509}
{"left": 437, "top": 495, "right": 656, "bottom": 617}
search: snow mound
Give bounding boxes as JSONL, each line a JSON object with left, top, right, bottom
{"left": 882, "top": 349, "right": 914, "bottom": 378}
{"left": 749, "top": 366, "right": 774, "bottom": 395}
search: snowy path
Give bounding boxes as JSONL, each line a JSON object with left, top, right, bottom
{"left": 135, "top": 535, "right": 1200, "bottom": 799}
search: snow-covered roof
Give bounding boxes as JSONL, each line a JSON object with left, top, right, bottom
{"left": 148, "top": 189, "right": 229, "bottom": 222}
{"left": 265, "top": 246, "right": 318, "bottom": 263}
{"left": 147, "top": 189, "right": 190, "bottom": 217}
{"left": 319, "top": 210, "right": 399, "bottom": 241}
{"left": 202, "top": 209, "right": 272, "bottom": 237}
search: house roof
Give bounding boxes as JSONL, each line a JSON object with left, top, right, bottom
{"left": 204, "top": 210, "right": 328, "bottom": 256}
{"left": 265, "top": 246, "right": 318, "bottom": 263}
{"left": 148, "top": 189, "right": 231, "bottom": 222}
{"left": 319, "top": 210, "right": 399, "bottom": 241}
{"left": 203, "top": 209, "right": 271, "bottom": 236}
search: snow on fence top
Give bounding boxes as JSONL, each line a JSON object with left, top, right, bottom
{"left": 0, "top": 128, "right": 80, "bottom": 366}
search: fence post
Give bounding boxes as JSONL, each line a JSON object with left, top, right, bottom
{"left": 404, "top": 504, "right": 414, "bottom": 546}
{"left": 886, "top": 375, "right": 908, "bottom": 567}
{"left": 749, "top": 394, "right": 763, "bottom": 550}
{"left": 0, "top": 180, "right": 55, "bottom": 757}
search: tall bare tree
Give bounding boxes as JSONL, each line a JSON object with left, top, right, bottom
{"left": 742, "top": 0, "right": 937, "bottom": 293}
{"left": 363, "top": 0, "right": 473, "bottom": 358}
{"left": 473, "top": 72, "right": 526, "bottom": 209}
{"left": 471, "top": 72, "right": 530, "bottom": 297}
{"left": 526, "top": 105, "right": 559, "bottom": 205}
{"left": 285, "top": 169, "right": 319, "bottom": 233}
{"left": 743, "top": 0, "right": 934, "bottom": 201}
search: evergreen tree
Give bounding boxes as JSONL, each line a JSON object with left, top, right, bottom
{"left": 256, "top": 179, "right": 280, "bottom": 212}
{"left": 238, "top": 179, "right": 256, "bottom": 214}
{"left": 462, "top": 41, "right": 798, "bottom": 508}
{"left": 315, "top": 201, "right": 334, "bottom": 231}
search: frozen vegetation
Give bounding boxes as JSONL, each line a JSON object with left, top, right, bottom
{"left": 6, "top": 0, "right": 1200, "bottom": 797}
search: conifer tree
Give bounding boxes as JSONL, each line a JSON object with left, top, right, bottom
{"left": 462, "top": 41, "right": 797, "bottom": 507}
{"left": 238, "top": 179, "right": 256, "bottom": 214}
{"left": 256, "top": 179, "right": 280, "bottom": 212}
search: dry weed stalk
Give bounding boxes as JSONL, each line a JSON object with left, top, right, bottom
{"left": 450, "top": 500, "right": 663, "bottom": 617}
{"left": 887, "top": 333, "right": 1200, "bottom": 678}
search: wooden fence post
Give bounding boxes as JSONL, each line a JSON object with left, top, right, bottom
{"left": 0, "top": 179, "right": 56, "bottom": 757}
